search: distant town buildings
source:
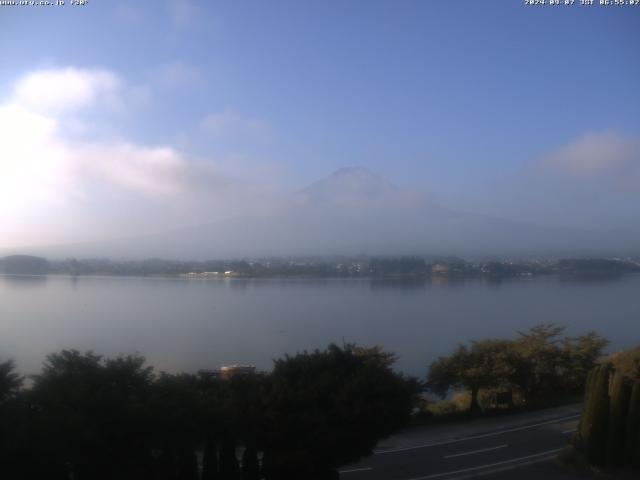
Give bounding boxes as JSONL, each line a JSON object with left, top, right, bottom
{"left": 182, "top": 271, "right": 235, "bottom": 278}
{"left": 219, "top": 364, "right": 256, "bottom": 379}
{"left": 431, "top": 263, "right": 450, "bottom": 275}
{"left": 6, "top": 255, "right": 639, "bottom": 279}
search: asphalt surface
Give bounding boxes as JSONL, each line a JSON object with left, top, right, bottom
{"left": 338, "top": 405, "right": 582, "bottom": 480}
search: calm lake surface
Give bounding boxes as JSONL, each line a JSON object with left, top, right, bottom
{"left": 1, "top": 274, "right": 639, "bottom": 377}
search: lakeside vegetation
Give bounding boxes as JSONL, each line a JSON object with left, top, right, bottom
{"left": 422, "top": 325, "right": 608, "bottom": 419}
{"left": 424, "top": 329, "right": 640, "bottom": 474}
{"left": 2, "top": 324, "right": 635, "bottom": 478}
{"left": 0, "top": 344, "right": 419, "bottom": 480}
{"left": 1, "top": 254, "right": 639, "bottom": 279}
{"left": 560, "top": 348, "right": 640, "bottom": 474}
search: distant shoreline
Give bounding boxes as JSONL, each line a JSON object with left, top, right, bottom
{"left": 2, "top": 254, "right": 639, "bottom": 280}
{"left": 2, "top": 270, "right": 639, "bottom": 283}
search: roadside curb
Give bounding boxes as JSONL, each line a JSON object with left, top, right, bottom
{"left": 374, "top": 405, "right": 582, "bottom": 454}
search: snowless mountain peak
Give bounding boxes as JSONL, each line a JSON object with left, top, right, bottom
{"left": 301, "top": 166, "right": 398, "bottom": 206}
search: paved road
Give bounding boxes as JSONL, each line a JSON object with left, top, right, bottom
{"left": 339, "top": 405, "right": 581, "bottom": 480}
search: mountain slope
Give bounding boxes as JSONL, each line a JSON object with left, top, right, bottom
{"left": 17, "top": 167, "right": 640, "bottom": 259}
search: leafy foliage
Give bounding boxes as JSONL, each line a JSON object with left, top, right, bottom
{"left": 0, "top": 359, "right": 23, "bottom": 404}
{"left": 573, "top": 349, "right": 640, "bottom": 469}
{"left": 0, "top": 344, "right": 417, "bottom": 480}
{"left": 609, "top": 346, "right": 640, "bottom": 382}
{"left": 606, "top": 371, "right": 630, "bottom": 467}
{"left": 626, "top": 383, "right": 640, "bottom": 467}
{"left": 427, "top": 324, "right": 608, "bottom": 412}
{"left": 428, "top": 340, "right": 514, "bottom": 413}
{"left": 262, "top": 344, "right": 420, "bottom": 478}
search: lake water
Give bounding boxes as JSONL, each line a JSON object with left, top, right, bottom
{"left": 1, "top": 274, "right": 639, "bottom": 377}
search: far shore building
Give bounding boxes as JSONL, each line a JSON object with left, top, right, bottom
{"left": 219, "top": 364, "right": 256, "bottom": 379}
{"left": 199, "top": 364, "right": 257, "bottom": 380}
{"left": 431, "top": 263, "right": 450, "bottom": 275}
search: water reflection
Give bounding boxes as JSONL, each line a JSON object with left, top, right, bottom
{"left": 369, "top": 278, "right": 427, "bottom": 291}
{"left": 557, "top": 273, "right": 628, "bottom": 284}
{"left": 1, "top": 273, "right": 638, "bottom": 377}
{"left": 0, "top": 274, "right": 48, "bottom": 288}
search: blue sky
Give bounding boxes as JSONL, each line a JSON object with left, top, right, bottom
{"left": 1, "top": 1, "right": 639, "bottom": 249}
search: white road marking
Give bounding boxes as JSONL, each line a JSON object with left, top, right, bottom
{"left": 562, "top": 428, "right": 577, "bottom": 434}
{"left": 374, "top": 414, "right": 580, "bottom": 454}
{"left": 443, "top": 444, "right": 508, "bottom": 459}
{"left": 405, "top": 448, "right": 562, "bottom": 480}
{"left": 339, "top": 466, "right": 373, "bottom": 474}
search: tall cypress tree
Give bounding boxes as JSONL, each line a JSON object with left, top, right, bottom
{"left": 576, "top": 368, "right": 596, "bottom": 447}
{"left": 606, "top": 371, "right": 629, "bottom": 467}
{"left": 260, "top": 449, "right": 274, "bottom": 480}
{"left": 202, "top": 436, "right": 220, "bottom": 480}
{"left": 584, "top": 368, "right": 596, "bottom": 403}
{"left": 241, "top": 443, "right": 260, "bottom": 480}
{"left": 626, "top": 383, "right": 640, "bottom": 467}
{"left": 580, "top": 365, "right": 610, "bottom": 466}
{"left": 177, "top": 445, "right": 199, "bottom": 480}
{"left": 578, "top": 368, "right": 597, "bottom": 445}
{"left": 219, "top": 438, "right": 241, "bottom": 480}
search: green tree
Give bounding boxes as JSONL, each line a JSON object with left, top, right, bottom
{"left": 428, "top": 340, "right": 513, "bottom": 413}
{"left": 573, "top": 347, "right": 640, "bottom": 470}
{"left": 29, "top": 350, "right": 156, "bottom": 480}
{"left": 0, "top": 359, "right": 23, "bottom": 404}
{"left": 626, "top": 383, "right": 640, "bottom": 467}
{"left": 577, "top": 365, "right": 610, "bottom": 467}
{"left": 241, "top": 443, "right": 260, "bottom": 480}
{"left": 149, "top": 372, "right": 202, "bottom": 480}
{"left": 512, "top": 324, "right": 566, "bottom": 402}
{"left": 428, "top": 326, "right": 608, "bottom": 415}
{"left": 219, "top": 437, "right": 241, "bottom": 480}
{"left": 0, "top": 359, "right": 31, "bottom": 479}
{"left": 561, "top": 331, "right": 609, "bottom": 393}
{"left": 263, "top": 344, "right": 419, "bottom": 479}
{"left": 610, "top": 346, "right": 640, "bottom": 382}
{"left": 607, "top": 371, "right": 630, "bottom": 467}
{"left": 202, "top": 435, "right": 220, "bottom": 480}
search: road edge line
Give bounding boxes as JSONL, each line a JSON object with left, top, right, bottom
{"left": 405, "top": 448, "right": 562, "bottom": 480}
{"left": 374, "top": 414, "right": 579, "bottom": 454}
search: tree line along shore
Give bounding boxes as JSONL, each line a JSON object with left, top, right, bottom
{"left": 1, "top": 254, "right": 639, "bottom": 279}
{"left": 2, "top": 324, "right": 638, "bottom": 479}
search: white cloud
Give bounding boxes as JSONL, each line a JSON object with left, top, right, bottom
{"left": 469, "top": 131, "right": 640, "bottom": 230}
{"left": 75, "top": 142, "right": 194, "bottom": 196}
{"left": 541, "top": 132, "right": 638, "bottom": 177}
{"left": 0, "top": 103, "right": 76, "bottom": 247}
{"left": 5, "top": 66, "right": 200, "bottom": 198}
{"left": 0, "top": 103, "right": 70, "bottom": 202}
{"left": 0, "top": 66, "right": 231, "bottom": 249}
{"left": 14, "top": 67, "right": 123, "bottom": 114}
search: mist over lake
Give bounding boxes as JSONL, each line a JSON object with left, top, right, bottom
{"left": 2, "top": 273, "right": 638, "bottom": 377}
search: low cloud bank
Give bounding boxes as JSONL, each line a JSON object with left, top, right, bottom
{"left": 1, "top": 66, "right": 638, "bottom": 257}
